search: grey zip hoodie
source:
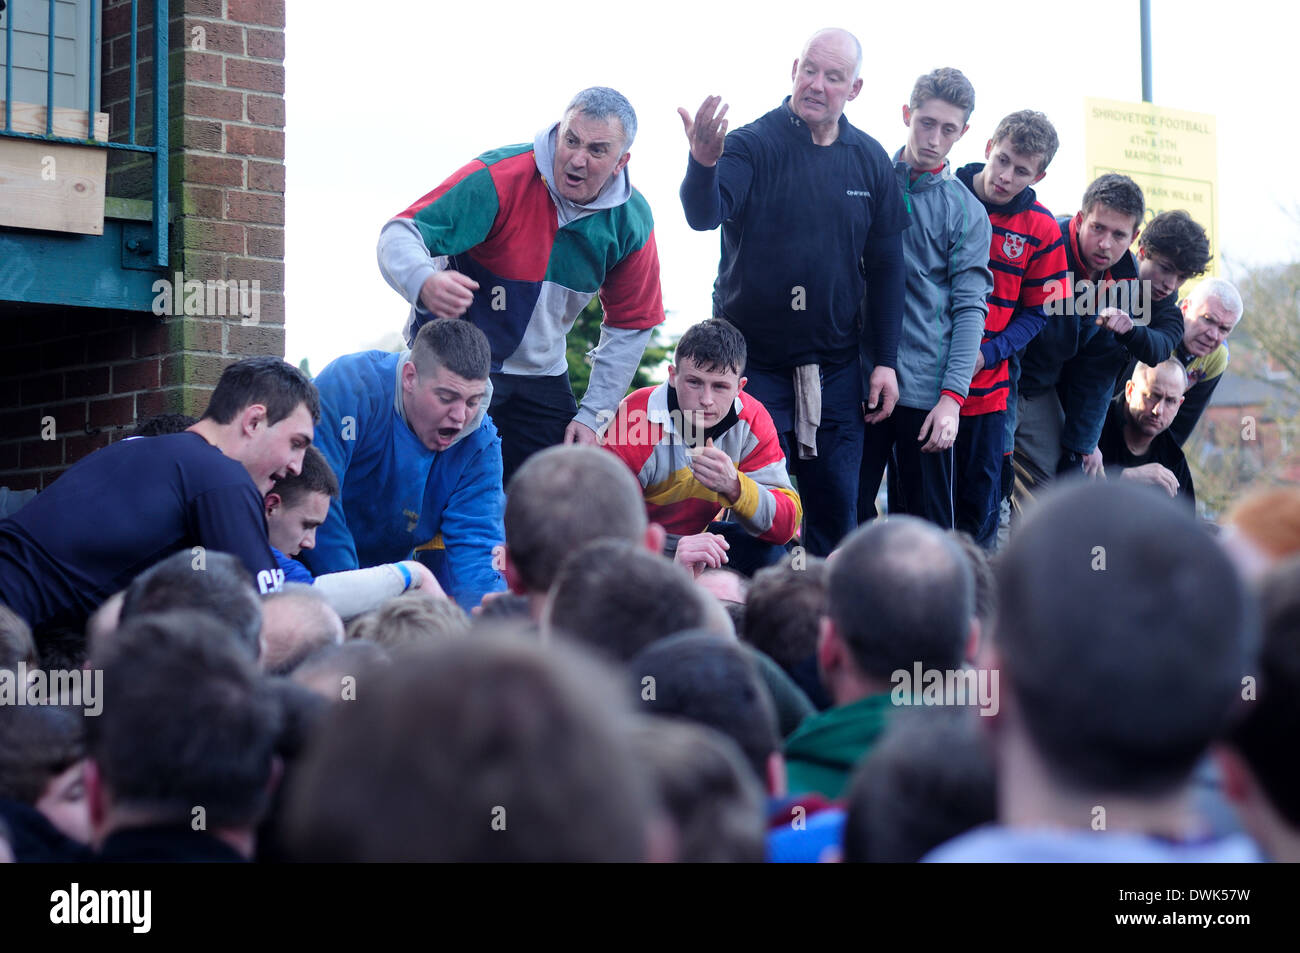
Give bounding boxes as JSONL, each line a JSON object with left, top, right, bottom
{"left": 888, "top": 151, "right": 993, "bottom": 411}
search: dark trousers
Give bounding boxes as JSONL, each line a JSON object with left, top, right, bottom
{"left": 953, "top": 410, "right": 1006, "bottom": 549}
{"left": 744, "top": 359, "right": 863, "bottom": 558}
{"left": 858, "top": 405, "right": 955, "bottom": 530}
{"left": 489, "top": 372, "right": 577, "bottom": 487}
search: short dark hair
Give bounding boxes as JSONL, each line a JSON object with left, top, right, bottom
{"left": 271, "top": 444, "right": 338, "bottom": 508}
{"left": 119, "top": 550, "right": 262, "bottom": 660}
{"left": 989, "top": 109, "right": 1059, "bottom": 173}
{"left": 909, "top": 67, "right": 976, "bottom": 122}
{"left": 997, "top": 481, "right": 1255, "bottom": 795}
{"left": 133, "top": 413, "right": 197, "bottom": 437}
{"left": 674, "top": 319, "right": 747, "bottom": 376}
{"left": 1227, "top": 556, "right": 1300, "bottom": 827}
{"left": 285, "top": 635, "right": 653, "bottom": 861}
{"left": 1138, "top": 210, "right": 1212, "bottom": 281}
{"left": 0, "top": 705, "right": 84, "bottom": 804}
{"left": 289, "top": 639, "right": 391, "bottom": 700}
{"left": 86, "top": 610, "right": 282, "bottom": 828}
{"left": 1080, "top": 173, "right": 1144, "bottom": 228}
{"left": 547, "top": 540, "right": 709, "bottom": 661}
{"left": 629, "top": 631, "right": 780, "bottom": 782}
{"left": 628, "top": 717, "right": 765, "bottom": 862}
{"left": 409, "top": 317, "right": 491, "bottom": 382}
{"left": 505, "top": 445, "right": 648, "bottom": 593}
{"left": 201, "top": 356, "right": 320, "bottom": 427}
{"left": 741, "top": 557, "right": 828, "bottom": 670}
{"left": 842, "top": 709, "right": 996, "bottom": 863}
{"left": 828, "top": 517, "right": 972, "bottom": 678}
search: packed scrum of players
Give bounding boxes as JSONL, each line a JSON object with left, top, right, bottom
{"left": 1, "top": 28, "right": 1295, "bottom": 864}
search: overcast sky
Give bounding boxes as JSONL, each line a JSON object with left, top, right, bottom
{"left": 283, "top": 0, "right": 1300, "bottom": 372}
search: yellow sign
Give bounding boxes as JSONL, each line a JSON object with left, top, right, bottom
{"left": 1084, "top": 97, "right": 1218, "bottom": 275}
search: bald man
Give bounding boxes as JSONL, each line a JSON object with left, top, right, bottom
{"left": 678, "top": 28, "right": 909, "bottom": 557}
{"left": 1096, "top": 359, "right": 1195, "bottom": 507}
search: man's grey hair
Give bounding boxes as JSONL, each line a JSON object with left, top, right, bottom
{"left": 1187, "top": 276, "right": 1244, "bottom": 320}
{"left": 565, "top": 87, "right": 637, "bottom": 151}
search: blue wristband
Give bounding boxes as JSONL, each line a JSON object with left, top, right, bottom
{"left": 395, "top": 562, "right": 413, "bottom": 591}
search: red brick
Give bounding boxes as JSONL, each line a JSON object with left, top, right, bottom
{"left": 137, "top": 388, "right": 183, "bottom": 419}
{"left": 65, "top": 433, "right": 112, "bottom": 462}
{"left": 176, "top": 117, "right": 224, "bottom": 152}
{"left": 103, "top": 2, "right": 135, "bottom": 37}
{"left": 245, "top": 94, "right": 284, "bottom": 127}
{"left": 135, "top": 321, "right": 170, "bottom": 358}
{"left": 172, "top": 319, "right": 226, "bottom": 354}
{"left": 247, "top": 160, "right": 285, "bottom": 192}
{"left": 174, "top": 19, "right": 245, "bottom": 55}
{"left": 245, "top": 226, "right": 284, "bottom": 258}
{"left": 3, "top": 473, "right": 42, "bottom": 492}
{"left": 183, "top": 51, "right": 224, "bottom": 84}
{"left": 162, "top": 353, "right": 231, "bottom": 388}
{"left": 87, "top": 329, "right": 138, "bottom": 363}
{"left": 224, "top": 257, "right": 284, "bottom": 291}
{"left": 112, "top": 359, "right": 161, "bottom": 393}
{"left": 20, "top": 439, "right": 63, "bottom": 469}
{"left": 48, "top": 403, "right": 88, "bottom": 434}
{"left": 89, "top": 396, "right": 137, "bottom": 429}
{"left": 246, "top": 28, "right": 286, "bottom": 60}
{"left": 181, "top": 184, "right": 225, "bottom": 218}
{"left": 182, "top": 222, "right": 246, "bottom": 253}
{"left": 254, "top": 292, "right": 285, "bottom": 325}
{"left": 225, "top": 125, "right": 284, "bottom": 159}
{"left": 0, "top": 409, "right": 43, "bottom": 442}
{"left": 228, "top": 0, "right": 286, "bottom": 28}
{"left": 177, "top": 154, "right": 245, "bottom": 187}
{"left": 183, "top": 85, "right": 245, "bottom": 122}
{"left": 184, "top": 0, "right": 224, "bottom": 17}
{"left": 179, "top": 252, "right": 226, "bottom": 282}
{"left": 226, "top": 191, "right": 284, "bottom": 225}
{"left": 21, "top": 376, "right": 63, "bottom": 406}
{"left": 225, "top": 59, "right": 285, "bottom": 95}
{"left": 65, "top": 367, "right": 112, "bottom": 399}
{"left": 227, "top": 323, "right": 285, "bottom": 357}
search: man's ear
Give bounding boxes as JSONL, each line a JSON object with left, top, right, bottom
{"left": 240, "top": 403, "right": 268, "bottom": 438}
{"left": 502, "top": 546, "right": 527, "bottom": 596}
{"left": 401, "top": 361, "right": 418, "bottom": 393}
{"left": 264, "top": 492, "right": 282, "bottom": 519}
{"left": 1031, "top": 170, "right": 1046, "bottom": 185}
{"left": 1180, "top": 296, "right": 1190, "bottom": 317}
{"left": 645, "top": 522, "right": 667, "bottom": 557}
{"left": 901, "top": 104, "right": 912, "bottom": 126}
{"left": 737, "top": 375, "right": 748, "bottom": 392}
{"left": 667, "top": 364, "right": 677, "bottom": 389}
{"left": 957, "top": 122, "right": 970, "bottom": 141}
{"left": 847, "top": 77, "right": 862, "bottom": 101}
{"left": 614, "top": 151, "right": 631, "bottom": 175}
{"left": 817, "top": 615, "right": 839, "bottom": 674}
{"left": 1072, "top": 209, "right": 1084, "bottom": 229}
{"left": 791, "top": 58, "right": 800, "bottom": 82}
{"left": 1125, "top": 379, "right": 1136, "bottom": 401}
{"left": 984, "top": 138, "right": 994, "bottom": 159}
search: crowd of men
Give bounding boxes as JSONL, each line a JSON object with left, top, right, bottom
{"left": 0, "top": 26, "right": 1289, "bottom": 864}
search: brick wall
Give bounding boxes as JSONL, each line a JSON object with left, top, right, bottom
{"left": 0, "top": 0, "right": 288, "bottom": 491}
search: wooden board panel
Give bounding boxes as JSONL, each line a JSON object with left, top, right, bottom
{"left": 0, "top": 138, "right": 106, "bottom": 235}
{"left": 0, "top": 100, "right": 109, "bottom": 141}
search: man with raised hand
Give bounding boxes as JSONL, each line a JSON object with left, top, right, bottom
{"left": 378, "top": 87, "right": 665, "bottom": 483}
{"left": 679, "top": 27, "right": 909, "bottom": 556}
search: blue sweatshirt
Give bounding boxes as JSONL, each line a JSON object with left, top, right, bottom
{"left": 680, "top": 98, "right": 909, "bottom": 370}
{"left": 300, "top": 350, "right": 506, "bottom": 609}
